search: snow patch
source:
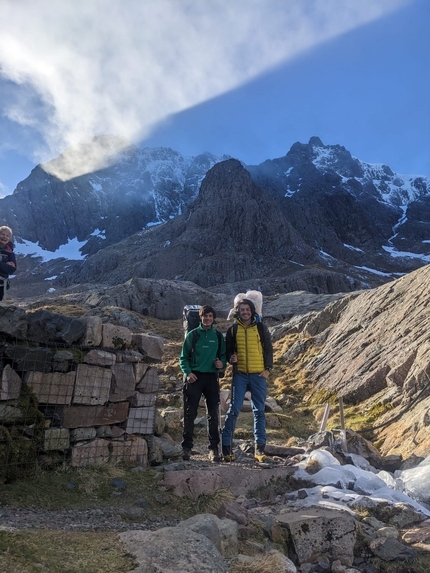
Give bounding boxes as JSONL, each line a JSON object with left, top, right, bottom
{"left": 15, "top": 238, "right": 86, "bottom": 262}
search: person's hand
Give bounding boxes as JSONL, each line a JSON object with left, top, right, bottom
{"left": 214, "top": 359, "right": 223, "bottom": 369}
{"left": 260, "top": 370, "right": 270, "bottom": 379}
{"left": 6, "top": 261, "right": 15, "bottom": 268}
{"left": 187, "top": 373, "right": 197, "bottom": 383}
{"left": 230, "top": 353, "right": 238, "bottom": 364}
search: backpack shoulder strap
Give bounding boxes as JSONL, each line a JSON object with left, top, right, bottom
{"left": 231, "top": 323, "right": 238, "bottom": 353}
{"left": 190, "top": 329, "right": 200, "bottom": 354}
{"left": 257, "top": 322, "right": 265, "bottom": 352}
{"left": 215, "top": 329, "right": 223, "bottom": 358}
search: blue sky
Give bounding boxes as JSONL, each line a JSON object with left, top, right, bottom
{"left": 0, "top": 0, "right": 428, "bottom": 197}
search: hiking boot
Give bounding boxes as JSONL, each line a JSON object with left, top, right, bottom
{"left": 182, "top": 448, "right": 191, "bottom": 461}
{"left": 254, "top": 443, "right": 269, "bottom": 462}
{"left": 222, "top": 445, "right": 235, "bottom": 462}
{"left": 208, "top": 448, "right": 221, "bottom": 463}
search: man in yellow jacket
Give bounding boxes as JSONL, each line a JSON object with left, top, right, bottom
{"left": 221, "top": 298, "right": 273, "bottom": 462}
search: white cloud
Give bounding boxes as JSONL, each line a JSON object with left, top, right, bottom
{"left": 0, "top": 180, "right": 9, "bottom": 198}
{"left": 0, "top": 0, "right": 410, "bottom": 173}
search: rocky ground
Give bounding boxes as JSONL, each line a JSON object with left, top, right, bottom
{"left": 2, "top": 266, "right": 430, "bottom": 572}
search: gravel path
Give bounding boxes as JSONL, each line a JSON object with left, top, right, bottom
{"left": 0, "top": 506, "right": 180, "bottom": 532}
{"left": 0, "top": 445, "right": 292, "bottom": 533}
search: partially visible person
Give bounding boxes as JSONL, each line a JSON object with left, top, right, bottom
{"left": 0, "top": 226, "right": 16, "bottom": 302}
{"left": 222, "top": 298, "right": 273, "bottom": 462}
{"left": 179, "top": 305, "right": 226, "bottom": 462}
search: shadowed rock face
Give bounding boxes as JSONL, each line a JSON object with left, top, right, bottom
{"left": 285, "top": 263, "right": 430, "bottom": 457}
{"left": 55, "top": 159, "right": 317, "bottom": 288}
{"left": 51, "top": 155, "right": 419, "bottom": 292}
{"left": 5, "top": 137, "right": 430, "bottom": 297}
{"left": 1, "top": 139, "right": 226, "bottom": 255}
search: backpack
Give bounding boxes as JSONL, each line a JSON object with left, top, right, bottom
{"left": 227, "top": 290, "right": 263, "bottom": 321}
{"left": 182, "top": 304, "right": 202, "bottom": 338}
{"left": 190, "top": 328, "right": 225, "bottom": 378}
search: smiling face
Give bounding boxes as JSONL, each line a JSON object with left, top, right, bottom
{"left": 238, "top": 303, "right": 252, "bottom": 325}
{"left": 201, "top": 311, "right": 214, "bottom": 329}
{"left": 0, "top": 228, "right": 11, "bottom": 247}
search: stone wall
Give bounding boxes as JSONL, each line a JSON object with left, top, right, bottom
{"left": 0, "top": 304, "right": 164, "bottom": 472}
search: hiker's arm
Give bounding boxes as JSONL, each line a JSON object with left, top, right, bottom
{"left": 225, "top": 327, "right": 235, "bottom": 363}
{"left": 219, "top": 335, "right": 227, "bottom": 369}
{"left": 263, "top": 325, "right": 273, "bottom": 370}
{"left": 0, "top": 255, "right": 16, "bottom": 275}
{"left": 179, "top": 335, "right": 193, "bottom": 376}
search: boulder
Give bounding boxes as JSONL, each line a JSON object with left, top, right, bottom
{"left": 275, "top": 507, "right": 357, "bottom": 567}
{"left": 5, "top": 345, "right": 53, "bottom": 373}
{"left": 83, "top": 349, "right": 116, "bottom": 366}
{"left": 369, "top": 537, "right": 416, "bottom": 561}
{"left": 119, "top": 527, "right": 228, "bottom": 573}
{"left": 0, "top": 365, "right": 22, "bottom": 400}
{"left": 132, "top": 333, "right": 164, "bottom": 363}
{"left": 0, "top": 304, "right": 27, "bottom": 339}
{"left": 27, "top": 309, "right": 85, "bottom": 344}
{"left": 79, "top": 315, "right": 103, "bottom": 346}
{"left": 101, "top": 323, "right": 132, "bottom": 349}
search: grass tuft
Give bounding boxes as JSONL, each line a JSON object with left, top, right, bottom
{"left": 196, "top": 488, "right": 235, "bottom": 514}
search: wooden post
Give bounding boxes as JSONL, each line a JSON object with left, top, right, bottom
{"left": 339, "top": 396, "right": 347, "bottom": 451}
{"left": 319, "top": 403, "right": 331, "bottom": 433}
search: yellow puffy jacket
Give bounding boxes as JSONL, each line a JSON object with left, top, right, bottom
{"left": 226, "top": 319, "right": 273, "bottom": 374}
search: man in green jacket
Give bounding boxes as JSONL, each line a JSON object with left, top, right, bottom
{"left": 179, "top": 305, "right": 226, "bottom": 462}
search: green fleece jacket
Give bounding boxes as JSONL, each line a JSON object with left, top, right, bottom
{"left": 179, "top": 325, "right": 226, "bottom": 376}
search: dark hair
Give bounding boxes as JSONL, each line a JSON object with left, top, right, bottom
{"left": 199, "top": 305, "right": 217, "bottom": 320}
{"left": 234, "top": 298, "right": 255, "bottom": 317}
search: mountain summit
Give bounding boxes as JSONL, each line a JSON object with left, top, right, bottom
{"left": 1, "top": 136, "right": 430, "bottom": 294}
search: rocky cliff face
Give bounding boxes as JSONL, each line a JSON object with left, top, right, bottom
{"left": 281, "top": 263, "right": 430, "bottom": 458}
{"left": 55, "top": 159, "right": 324, "bottom": 288}
{"left": 0, "top": 135, "right": 227, "bottom": 254}
{"left": 2, "top": 135, "right": 430, "bottom": 295}
{"left": 248, "top": 136, "right": 430, "bottom": 274}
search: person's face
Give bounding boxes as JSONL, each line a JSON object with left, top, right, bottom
{"left": 201, "top": 312, "right": 214, "bottom": 328}
{"left": 238, "top": 304, "right": 252, "bottom": 324}
{"left": 0, "top": 230, "right": 11, "bottom": 247}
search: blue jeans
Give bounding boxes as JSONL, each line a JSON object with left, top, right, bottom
{"left": 222, "top": 371, "right": 267, "bottom": 447}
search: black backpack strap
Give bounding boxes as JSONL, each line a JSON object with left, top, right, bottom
{"left": 190, "top": 329, "right": 200, "bottom": 354}
{"left": 189, "top": 329, "right": 200, "bottom": 369}
{"left": 232, "top": 323, "right": 238, "bottom": 353}
{"left": 216, "top": 330, "right": 222, "bottom": 358}
{"left": 257, "top": 322, "right": 265, "bottom": 352}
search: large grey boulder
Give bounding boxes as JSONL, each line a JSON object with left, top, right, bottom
{"left": 27, "top": 309, "right": 85, "bottom": 344}
{"left": 84, "top": 278, "right": 230, "bottom": 319}
{"left": 179, "top": 513, "right": 238, "bottom": 558}
{"left": 0, "top": 304, "right": 27, "bottom": 339}
{"left": 275, "top": 507, "right": 357, "bottom": 567}
{"left": 119, "top": 527, "right": 228, "bottom": 573}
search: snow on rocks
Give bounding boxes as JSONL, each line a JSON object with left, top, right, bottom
{"left": 395, "top": 454, "right": 430, "bottom": 505}
{"left": 293, "top": 449, "right": 430, "bottom": 519}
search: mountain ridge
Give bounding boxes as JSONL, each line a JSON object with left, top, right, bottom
{"left": 2, "top": 135, "right": 430, "bottom": 295}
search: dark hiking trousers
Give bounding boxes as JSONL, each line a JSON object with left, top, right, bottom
{"left": 182, "top": 371, "right": 220, "bottom": 451}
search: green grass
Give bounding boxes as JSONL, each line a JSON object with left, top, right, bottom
{"left": 0, "top": 462, "right": 193, "bottom": 523}
{"left": 0, "top": 530, "right": 138, "bottom": 573}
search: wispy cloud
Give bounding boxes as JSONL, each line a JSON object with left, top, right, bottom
{"left": 0, "top": 180, "right": 9, "bottom": 198}
{"left": 0, "top": 0, "right": 409, "bottom": 175}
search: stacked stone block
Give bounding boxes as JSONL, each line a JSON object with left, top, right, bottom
{"left": 0, "top": 307, "right": 164, "bottom": 469}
